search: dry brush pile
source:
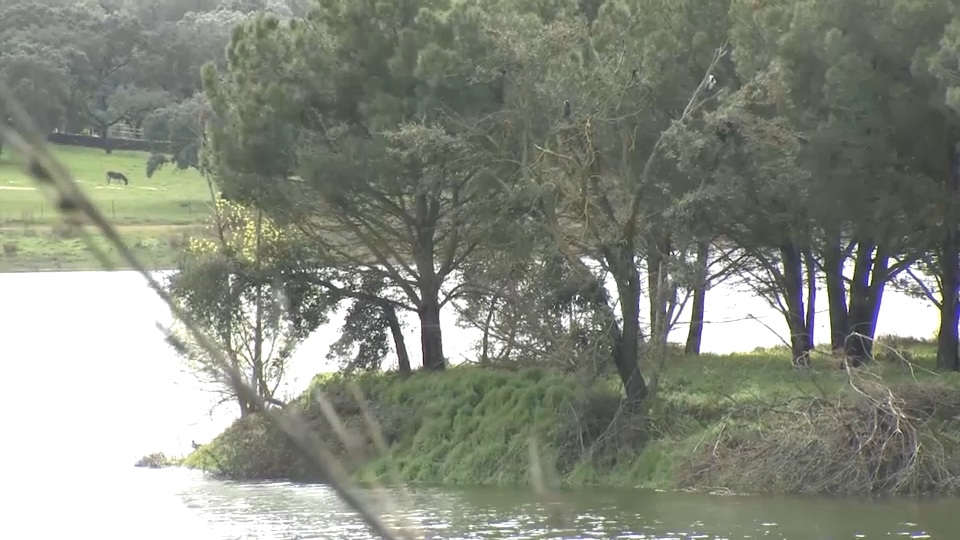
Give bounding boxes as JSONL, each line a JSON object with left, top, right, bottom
{"left": 678, "top": 372, "right": 960, "bottom": 496}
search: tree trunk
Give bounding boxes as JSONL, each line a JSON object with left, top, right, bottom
{"left": 613, "top": 259, "right": 647, "bottom": 406}
{"left": 479, "top": 296, "right": 498, "bottom": 365}
{"left": 863, "top": 252, "right": 888, "bottom": 353}
{"left": 253, "top": 293, "right": 264, "bottom": 401}
{"left": 845, "top": 240, "right": 874, "bottom": 364}
{"left": 646, "top": 234, "right": 672, "bottom": 343}
{"left": 823, "top": 234, "right": 849, "bottom": 352}
{"left": 588, "top": 246, "right": 648, "bottom": 406}
{"left": 253, "top": 211, "right": 265, "bottom": 401}
{"left": 684, "top": 240, "right": 710, "bottom": 355}
{"left": 417, "top": 295, "right": 445, "bottom": 370}
{"left": 383, "top": 305, "right": 411, "bottom": 374}
{"left": 413, "top": 196, "right": 446, "bottom": 371}
{"left": 938, "top": 143, "right": 960, "bottom": 371}
{"left": 780, "top": 243, "right": 811, "bottom": 366}
{"left": 936, "top": 276, "right": 959, "bottom": 371}
{"left": 99, "top": 126, "right": 113, "bottom": 154}
{"left": 804, "top": 248, "right": 817, "bottom": 347}
{"left": 225, "top": 330, "right": 251, "bottom": 417}
{"left": 843, "top": 241, "right": 888, "bottom": 365}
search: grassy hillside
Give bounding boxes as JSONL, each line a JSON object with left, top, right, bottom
{"left": 0, "top": 144, "right": 211, "bottom": 272}
{"left": 185, "top": 339, "right": 960, "bottom": 496}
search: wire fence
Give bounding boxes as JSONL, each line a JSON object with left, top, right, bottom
{"left": 0, "top": 201, "right": 122, "bottom": 223}
{"left": 0, "top": 200, "right": 208, "bottom": 226}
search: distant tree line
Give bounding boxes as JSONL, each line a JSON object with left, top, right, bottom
{"left": 0, "top": 0, "right": 310, "bottom": 155}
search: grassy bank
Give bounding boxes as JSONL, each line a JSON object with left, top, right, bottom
{"left": 0, "top": 144, "right": 211, "bottom": 272}
{"left": 0, "top": 223, "right": 204, "bottom": 271}
{"left": 185, "top": 338, "right": 960, "bottom": 496}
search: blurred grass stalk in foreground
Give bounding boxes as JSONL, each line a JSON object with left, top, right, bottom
{"left": 0, "top": 84, "right": 424, "bottom": 540}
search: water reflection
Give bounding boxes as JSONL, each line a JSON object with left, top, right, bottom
{"left": 0, "top": 270, "right": 949, "bottom": 539}
{"left": 169, "top": 472, "right": 958, "bottom": 539}
{"left": 1, "top": 269, "right": 940, "bottom": 461}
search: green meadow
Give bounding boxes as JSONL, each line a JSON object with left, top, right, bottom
{"left": 0, "top": 144, "right": 212, "bottom": 272}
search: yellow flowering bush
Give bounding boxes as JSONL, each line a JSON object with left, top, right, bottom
{"left": 168, "top": 195, "right": 314, "bottom": 417}
{"left": 186, "top": 196, "right": 291, "bottom": 265}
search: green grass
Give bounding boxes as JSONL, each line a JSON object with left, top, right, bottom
{"left": 184, "top": 341, "right": 960, "bottom": 496}
{"left": 0, "top": 223, "right": 201, "bottom": 272}
{"left": 0, "top": 144, "right": 214, "bottom": 271}
{"left": 0, "top": 144, "right": 211, "bottom": 226}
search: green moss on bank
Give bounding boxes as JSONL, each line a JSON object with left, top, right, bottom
{"left": 185, "top": 343, "right": 960, "bottom": 496}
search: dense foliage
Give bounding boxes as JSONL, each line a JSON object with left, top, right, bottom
{"left": 6, "top": 0, "right": 960, "bottom": 414}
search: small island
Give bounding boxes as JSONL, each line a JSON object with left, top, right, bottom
{"left": 134, "top": 452, "right": 178, "bottom": 469}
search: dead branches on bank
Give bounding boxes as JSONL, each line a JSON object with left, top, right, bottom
{"left": 680, "top": 370, "right": 960, "bottom": 496}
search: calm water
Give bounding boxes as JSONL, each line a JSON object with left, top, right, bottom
{"left": 7, "top": 466, "right": 958, "bottom": 539}
{"left": 2, "top": 270, "right": 953, "bottom": 538}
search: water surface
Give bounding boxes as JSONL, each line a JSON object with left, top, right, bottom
{"left": 0, "top": 270, "right": 948, "bottom": 538}
{"left": 13, "top": 466, "right": 957, "bottom": 539}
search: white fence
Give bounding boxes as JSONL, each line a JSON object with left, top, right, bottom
{"left": 106, "top": 123, "right": 144, "bottom": 140}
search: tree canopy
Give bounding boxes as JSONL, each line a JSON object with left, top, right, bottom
{"left": 7, "top": 0, "right": 960, "bottom": 411}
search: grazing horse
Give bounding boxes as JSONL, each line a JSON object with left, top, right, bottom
{"left": 106, "top": 171, "right": 129, "bottom": 185}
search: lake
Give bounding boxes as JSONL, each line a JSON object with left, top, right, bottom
{"left": 1, "top": 269, "right": 952, "bottom": 539}
{"left": 6, "top": 466, "right": 957, "bottom": 539}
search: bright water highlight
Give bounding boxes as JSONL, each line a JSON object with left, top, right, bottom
{"left": 2, "top": 270, "right": 953, "bottom": 539}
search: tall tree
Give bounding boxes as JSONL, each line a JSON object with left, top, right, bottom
{"left": 665, "top": 69, "right": 814, "bottom": 365}
{"left": 167, "top": 197, "right": 336, "bottom": 416}
{"left": 486, "top": 0, "right": 732, "bottom": 402}
{"left": 143, "top": 93, "right": 210, "bottom": 176}
{"left": 926, "top": 12, "right": 960, "bottom": 371}
{"left": 202, "top": 4, "right": 512, "bottom": 371}
{"left": 0, "top": 45, "right": 71, "bottom": 132}
{"left": 714, "top": 0, "right": 953, "bottom": 364}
